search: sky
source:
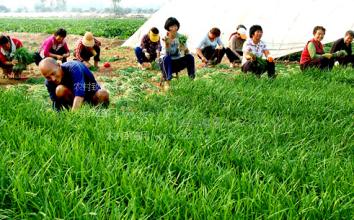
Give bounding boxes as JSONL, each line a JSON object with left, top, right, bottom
{"left": 0, "top": 0, "right": 169, "bottom": 10}
{"left": 120, "top": 0, "right": 168, "bottom": 8}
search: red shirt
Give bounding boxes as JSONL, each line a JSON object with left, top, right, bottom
{"left": 74, "top": 38, "right": 101, "bottom": 62}
{"left": 0, "top": 37, "right": 23, "bottom": 64}
{"left": 300, "top": 39, "right": 324, "bottom": 65}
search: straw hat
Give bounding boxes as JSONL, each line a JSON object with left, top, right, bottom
{"left": 237, "top": 28, "right": 247, "bottom": 40}
{"left": 149, "top": 31, "right": 160, "bottom": 43}
{"left": 82, "top": 32, "right": 95, "bottom": 47}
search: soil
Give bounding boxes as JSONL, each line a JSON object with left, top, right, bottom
{"left": 0, "top": 32, "right": 135, "bottom": 87}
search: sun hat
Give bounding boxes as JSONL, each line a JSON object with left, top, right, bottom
{"left": 149, "top": 30, "right": 160, "bottom": 43}
{"left": 82, "top": 32, "right": 95, "bottom": 47}
{"left": 237, "top": 28, "right": 247, "bottom": 40}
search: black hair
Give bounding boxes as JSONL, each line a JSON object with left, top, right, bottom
{"left": 54, "top": 28, "right": 67, "bottom": 38}
{"left": 345, "top": 30, "right": 354, "bottom": 38}
{"left": 0, "top": 35, "right": 10, "bottom": 45}
{"left": 150, "top": 27, "right": 159, "bottom": 34}
{"left": 237, "top": 24, "right": 247, "bottom": 30}
{"left": 164, "top": 17, "right": 180, "bottom": 31}
{"left": 313, "top": 26, "right": 326, "bottom": 35}
{"left": 210, "top": 27, "right": 221, "bottom": 37}
{"left": 249, "top": 25, "right": 263, "bottom": 38}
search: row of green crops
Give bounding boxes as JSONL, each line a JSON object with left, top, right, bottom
{"left": 0, "top": 18, "right": 145, "bottom": 39}
{"left": 0, "top": 64, "right": 353, "bottom": 218}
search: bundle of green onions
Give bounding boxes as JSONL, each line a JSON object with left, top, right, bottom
{"left": 13, "top": 48, "right": 34, "bottom": 73}
{"left": 178, "top": 34, "right": 188, "bottom": 46}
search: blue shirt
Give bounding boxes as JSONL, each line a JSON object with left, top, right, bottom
{"left": 46, "top": 61, "right": 101, "bottom": 101}
{"left": 197, "top": 34, "right": 224, "bottom": 50}
{"left": 161, "top": 33, "right": 186, "bottom": 60}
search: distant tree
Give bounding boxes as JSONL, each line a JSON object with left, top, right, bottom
{"left": 147, "top": 8, "right": 157, "bottom": 14}
{"left": 103, "top": 7, "right": 113, "bottom": 13}
{"left": 124, "top": 8, "right": 132, "bottom": 14}
{"left": 37, "top": 0, "right": 66, "bottom": 11}
{"left": 34, "top": 4, "right": 52, "bottom": 12}
{"left": 56, "top": 0, "right": 67, "bottom": 11}
{"left": 112, "top": 0, "right": 122, "bottom": 14}
{"left": 0, "top": 5, "right": 10, "bottom": 13}
{"left": 89, "top": 7, "right": 97, "bottom": 12}
{"left": 71, "top": 7, "right": 83, "bottom": 13}
{"left": 15, "top": 7, "right": 29, "bottom": 13}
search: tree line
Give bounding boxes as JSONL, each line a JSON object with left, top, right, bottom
{"left": 0, "top": 0, "right": 157, "bottom": 15}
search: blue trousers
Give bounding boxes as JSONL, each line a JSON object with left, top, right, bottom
{"left": 159, "top": 54, "right": 195, "bottom": 81}
{"left": 134, "top": 47, "right": 157, "bottom": 64}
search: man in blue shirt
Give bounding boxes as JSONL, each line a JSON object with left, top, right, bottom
{"left": 196, "top": 27, "right": 225, "bottom": 67}
{"left": 39, "top": 58, "right": 109, "bottom": 111}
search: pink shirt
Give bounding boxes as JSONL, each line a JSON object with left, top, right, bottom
{"left": 39, "top": 35, "right": 69, "bottom": 57}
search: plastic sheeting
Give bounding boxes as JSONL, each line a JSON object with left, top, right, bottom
{"left": 123, "top": 0, "right": 354, "bottom": 58}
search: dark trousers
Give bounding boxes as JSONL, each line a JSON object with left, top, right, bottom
{"left": 45, "top": 81, "right": 71, "bottom": 111}
{"left": 225, "top": 48, "right": 243, "bottom": 63}
{"left": 45, "top": 80, "right": 99, "bottom": 111}
{"left": 0, "top": 62, "right": 13, "bottom": 75}
{"left": 242, "top": 60, "right": 275, "bottom": 78}
{"left": 52, "top": 47, "right": 68, "bottom": 63}
{"left": 79, "top": 45, "right": 101, "bottom": 62}
{"left": 34, "top": 47, "right": 68, "bottom": 65}
{"left": 198, "top": 46, "right": 225, "bottom": 64}
{"left": 336, "top": 55, "right": 354, "bottom": 67}
{"left": 134, "top": 47, "right": 157, "bottom": 64}
{"left": 300, "top": 57, "right": 334, "bottom": 71}
{"left": 159, "top": 54, "right": 195, "bottom": 81}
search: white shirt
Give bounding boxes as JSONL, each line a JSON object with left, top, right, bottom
{"left": 242, "top": 39, "right": 268, "bottom": 65}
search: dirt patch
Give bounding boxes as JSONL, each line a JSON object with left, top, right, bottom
{"left": 0, "top": 32, "right": 137, "bottom": 87}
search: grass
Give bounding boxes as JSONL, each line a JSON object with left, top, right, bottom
{"left": 0, "top": 65, "right": 353, "bottom": 219}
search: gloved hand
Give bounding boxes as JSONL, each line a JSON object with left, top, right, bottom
{"left": 163, "top": 36, "right": 171, "bottom": 48}
{"left": 216, "top": 45, "right": 224, "bottom": 50}
{"left": 144, "top": 52, "right": 150, "bottom": 59}
{"left": 322, "top": 53, "right": 333, "bottom": 59}
{"left": 334, "top": 50, "right": 347, "bottom": 57}
{"left": 245, "top": 53, "right": 256, "bottom": 61}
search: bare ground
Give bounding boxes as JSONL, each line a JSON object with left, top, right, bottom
{"left": 0, "top": 32, "right": 134, "bottom": 85}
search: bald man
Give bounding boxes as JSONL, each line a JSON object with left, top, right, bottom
{"left": 39, "top": 58, "right": 109, "bottom": 111}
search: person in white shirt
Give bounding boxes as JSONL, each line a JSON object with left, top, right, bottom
{"left": 241, "top": 25, "right": 275, "bottom": 78}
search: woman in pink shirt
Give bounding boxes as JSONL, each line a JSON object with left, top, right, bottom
{"left": 35, "top": 28, "right": 70, "bottom": 65}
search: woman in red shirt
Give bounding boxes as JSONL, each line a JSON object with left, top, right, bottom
{"left": 0, "top": 35, "right": 23, "bottom": 78}
{"left": 300, "top": 26, "right": 334, "bottom": 71}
